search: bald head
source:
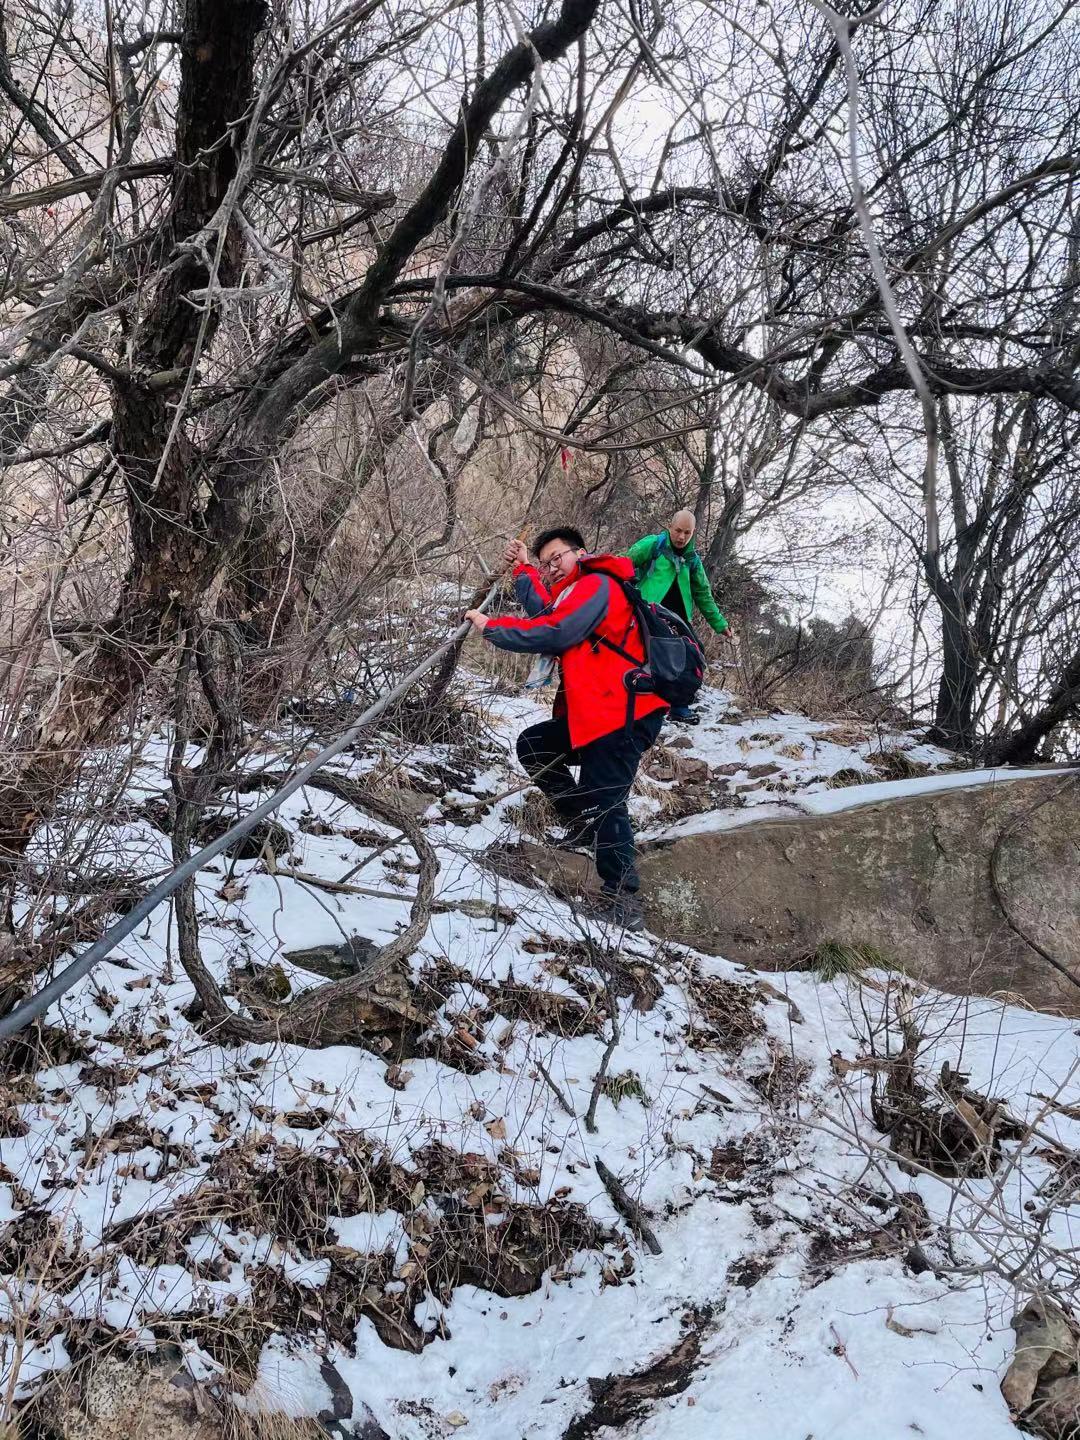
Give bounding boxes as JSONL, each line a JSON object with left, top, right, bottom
{"left": 670, "top": 509, "right": 696, "bottom": 550}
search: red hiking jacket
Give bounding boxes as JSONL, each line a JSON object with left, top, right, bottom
{"left": 483, "top": 553, "right": 668, "bottom": 748}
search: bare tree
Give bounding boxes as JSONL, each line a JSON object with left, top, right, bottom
{"left": 0, "top": 0, "right": 602, "bottom": 882}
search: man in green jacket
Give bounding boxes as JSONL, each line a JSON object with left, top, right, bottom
{"left": 627, "top": 509, "right": 730, "bottom": 724}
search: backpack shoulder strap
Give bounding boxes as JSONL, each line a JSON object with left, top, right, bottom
{"left": 595, "top": 634, "right": 640, "bottom": 664}
{"left": 645, "top": 532, "right": 667, "bottom": 579}
{"left": 579, "top": 562, "right": 652, "bottom": 661}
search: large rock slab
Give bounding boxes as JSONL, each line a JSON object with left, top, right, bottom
{"left": 639, "top": 772, "right": 1080, "bottom": 1013}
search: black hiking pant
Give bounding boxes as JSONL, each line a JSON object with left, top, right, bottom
{"left": 516, "top": 710, "right": 664, "bottom": 895}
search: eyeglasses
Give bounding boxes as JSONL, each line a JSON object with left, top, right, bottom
{"left": 539, "top": 547, "right": 576, "bottom": 572}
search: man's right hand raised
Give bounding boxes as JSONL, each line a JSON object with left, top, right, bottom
{"left": 503, "top": 538, "right": 528, "bottom": 570}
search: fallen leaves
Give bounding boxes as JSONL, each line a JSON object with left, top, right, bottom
{"left": 384, "top": 1064, "right": 413, "bottom": 1090}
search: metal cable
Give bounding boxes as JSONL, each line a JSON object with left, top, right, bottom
{"left": 0, "top": 592, "right": 496, "bottom": 1041}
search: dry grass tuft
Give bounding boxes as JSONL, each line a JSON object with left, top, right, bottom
{"left": 812, "top": 939, "right": 894, "bottom": 982}
{"left": 224, "top": 1409, "right": 334, "bottom": 1440}
{"left": 865, "top": 748, "right": 933, "bottom": 781}
{"left": 826, "top": 767, "right": 868, "bottom": 789}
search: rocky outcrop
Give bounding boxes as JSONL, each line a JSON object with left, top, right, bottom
{"left": 640, "top": 771, "right": 1080, "bottom": 1014}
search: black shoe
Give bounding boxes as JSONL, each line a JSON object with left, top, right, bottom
{"left": 582, "top": 890, "right": 645, "bottom": 932}
{"left": 668, "top": 706, "right": 700, "bottom": 725}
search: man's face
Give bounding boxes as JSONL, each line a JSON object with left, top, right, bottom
{"left": 537, "top": 538, "right": 583, "bottom": 583}
{"left": 670, "top": 516, "right": 695, "bottom": 549}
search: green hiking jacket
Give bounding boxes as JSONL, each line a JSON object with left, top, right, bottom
{"left": 626, "top": 531, "right": 728, "bottom": 634}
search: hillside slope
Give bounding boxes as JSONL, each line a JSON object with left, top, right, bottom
{"left": 1, "top": 682, "right": 1076, "bottom": 1439}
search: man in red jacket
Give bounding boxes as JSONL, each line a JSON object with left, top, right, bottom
{"left": 465, "top": 527, "right": 667, "bottom": 930}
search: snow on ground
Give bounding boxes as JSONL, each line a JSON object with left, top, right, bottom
{"left": 1, "top": 679, "right": 1077, "bottom": 1438}
{"left": 662, "top": 762, "right": 1075, "bottom": 840}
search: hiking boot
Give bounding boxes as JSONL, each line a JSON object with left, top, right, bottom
{"left": 582, "top": 890, "right": 645, "bottom": 932}
{"left": 668, "top": 705, "right": 700, "bottom": 725}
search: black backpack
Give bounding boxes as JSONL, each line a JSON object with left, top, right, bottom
{"left": 580, "top": 561, "right": 706, "bottom": 725}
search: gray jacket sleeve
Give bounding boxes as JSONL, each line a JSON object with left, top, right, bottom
{"left": 485, "top": 576, "right": 611, "bottom": 655}
{"left": 513, "top": 570, "right": 549, "bottom": 617}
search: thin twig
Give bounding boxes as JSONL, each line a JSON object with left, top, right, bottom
{"left": 807, "top": 0, "right": 941, "bottom": 567}
{"left": 585, "top": 940, "right": 621, "bottom": 1134}
{"left": 535, "top": 1056, "right": 576, "bottom": 1116}
{"left": 829, "top": 1323, "right": 859, "bottom": 1379}
{"left": 272, "top": 860, "right": 417, "bottom": 903}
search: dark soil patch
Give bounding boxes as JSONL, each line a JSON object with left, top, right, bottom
{"left": 746, "top": 1043, "right": 812, "bottom": 1109}
{"left": 727, "top": 1254, "right": 773, "bottom": 1288}
{"left": 703, "top": 1134, "right": 782, "bottom": 1205}
{"left": 707, "top": 1143, "right": 748, "bottom": 1183}
{"left": 563, "top": 1308, "right": 712, "bottom": 1439}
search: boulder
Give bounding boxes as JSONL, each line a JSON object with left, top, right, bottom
{"left": 1031, "top": 1375, "right": 1080, "bottom": 1438}
{"left": 1002, "top": 1299, "right": 1079, "bottom": 1412}
{"left": 642, "top": 747, "right": 711, "bottom": 786}
{"left": 57, "top": 1350, "right": 218, "bottom": 1440}
{"left": 640, "top": 772, "right": 1080, "bottom": 1014}
{"left": 1001, "top": 1299, "right": 1080, "bottom": 1439}
{"left": 286, "top": 935, "right": 379, "bottom": 979}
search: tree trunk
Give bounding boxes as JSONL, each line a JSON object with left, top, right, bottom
{"left": 0, "top": 0, "right": 267, "bottom": 871}
{"left": 930, "top": 602, "right": 981, "bottom": 750}
{"left": 702, "top": 483, "right": 744, "bottom": 576}
{"left": 0, "top": 0, "right": 600, "bottom": 878}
